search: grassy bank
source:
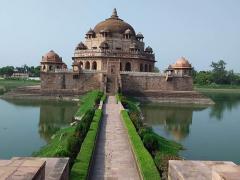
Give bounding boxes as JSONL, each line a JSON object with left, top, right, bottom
{"left": 118, "top": 94, "right": 182, "bottom": 180}
{"left": 121, "top": 110, "right": 160, "bottom": 180}
{"left": 0, "top": 79, "right": 40, "bottom": 95}
{"left": 71, "top": 109, "right": 103, "bottom": 179}
{"left": 34, "top": 90, "right": 103, "bottom": 169}
{"left": 194, "top": 84, "right": 240, "bottom": 94}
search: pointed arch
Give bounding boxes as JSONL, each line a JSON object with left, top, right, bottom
{"left": 140, "top": 64, "right": 143, "bottom": 72}
{"left": 92, "top": 61, "right": 97, "bottom": 70}
{"left": 85, "top": 61, "right": 90, "bottom": 69}
{"left": 125, "top": 62, "right": 131, "bottom": 71}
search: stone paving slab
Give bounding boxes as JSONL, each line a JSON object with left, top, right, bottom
{"left": 11, "top": 157, "right": 69, "bottom": 180}
{"left": 90, "top": 96, "right": 140, "bottom": 180}
{"left": 0, "top": 158, "right": 45, "bottom": 180}
{"left": 0, "top": 157, "right": 69, "bottom": 180}
{"left": 169, "top": 160, "right": 240, "bottom": 180}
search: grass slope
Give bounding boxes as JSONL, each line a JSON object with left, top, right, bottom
{"left": 75, "top": 90, "right": 103, "bottom": 117}
{"left": 34, "top": 126, "right": 75, "bottom": 156}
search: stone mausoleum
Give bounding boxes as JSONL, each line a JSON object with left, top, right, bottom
{"left": 40, "top": 9, "right": 193, "bottom": 96}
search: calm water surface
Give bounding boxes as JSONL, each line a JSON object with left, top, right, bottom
{"left": 0, "top": 99, "right": 77, "bottom": 159}
{"left": 141, "top": 92, "right": 240, "bottom": 164}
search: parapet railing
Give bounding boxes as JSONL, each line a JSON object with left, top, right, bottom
{"left": 74, "top": 50, "right": 155, "bottom": 60}
{"left": 81, "top": 70, "right": 107, "bottom": 73}
{"left": 54, "top": 69, "right": 107, "bottom": 74}
{"left": 120, "top": 71, "right": 191, "bottom": 78}
{"left": 50, "top": 69, "right": 190, "bottom": 78}
{"left": 54, "top": 69, "right": 73, "bottom": 73}
{"left": 120, "top": 71, "right": 164, "bottom": 76}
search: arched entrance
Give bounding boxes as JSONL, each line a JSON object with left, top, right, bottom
{"left": 149, "top": 65, "right": 152, "bottom": 72}
{"left": 140, "top": 64, "right": 143, "bottom": 72}
{"left": 80, "top": 61, "right": 83, "bottom": 68}
{"left": 85, "top": 61, "right": 90, "bottom": 69}
{"left": 145, "top": 64, "right": 148, "bottom": 72}
{"left": 92, "top": 61, "right": 97, "bottom": 70}
{"left": 125, "top": 62, "right": 131, "bottom": 71}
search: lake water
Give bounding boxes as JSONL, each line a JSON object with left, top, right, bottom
{"left": 141, "top": 92, "right": 240, "bottom": 164}
{"left": 0, "top": 99, "right": 77, "bottom": 159}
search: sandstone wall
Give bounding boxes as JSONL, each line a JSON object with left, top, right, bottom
{"left": 40, "top": 72, "right": 104, "bottom": 95}
{"left": 40, "top": 71, "right": 193, "bottom": 96}
{"left": 120, "top": 73, "right": 193, "bottom": 92}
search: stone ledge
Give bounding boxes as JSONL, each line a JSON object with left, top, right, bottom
{"left": 168, "top": 160, "right": 240, "bottom": 180}
{"left": 124, "top": 90, "right": 215, "bottom": 105}
{"left": 0, "top": 158, "right": 46, "bottom": 180}
{"left": 0, "top": 157, "right": 69, "bottom": 180}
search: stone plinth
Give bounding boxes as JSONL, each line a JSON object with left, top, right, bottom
{"left": 0, "top": 158, "right": 45, "bottom": 180}
{"left": 0, "top": 157, "right": 69, "bottom": 180}
{"left": 42, "top": 158, "right": 69, "bottom": 180}
{"left": 169, "top": 160, "right": 240, "bottom": 180}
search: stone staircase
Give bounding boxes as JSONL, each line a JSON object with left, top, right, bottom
{"left": 106, "top": 76, "right": 117, "bottom": 95}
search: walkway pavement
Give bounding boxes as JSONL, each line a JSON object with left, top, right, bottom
{"left": 90, "top": 96, "right": 140, "bottom": 180}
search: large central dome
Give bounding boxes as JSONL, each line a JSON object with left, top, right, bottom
{"left": 93, "top": 8, "right": 136, "bottom": 35}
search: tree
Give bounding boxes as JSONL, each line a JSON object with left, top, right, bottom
{"left": 210, "top": 60, "right": 228, "bottom": 84}
{"left": 0, "top": 66, "right": 14, "bottom": 76}
{"left": 211, "top": 60, "right": 226, "bottom": 72}
{"left": 154, "top": 67, "right": 160, "bottom": 73}
{"left": 194, "top": 71, "right": 213, "bottom": 85}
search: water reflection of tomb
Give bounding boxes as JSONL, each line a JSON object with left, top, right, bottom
{"left": 141, "top": 105, "right": 206, "bottom": 140}
{"left": 38, "top": 103, "right": 77, "bottom": 142}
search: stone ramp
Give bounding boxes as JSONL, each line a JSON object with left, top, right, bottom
{"left": 90, "top": 96, "right": 140, "bottom": 180}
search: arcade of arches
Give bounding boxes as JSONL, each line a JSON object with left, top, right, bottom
{"left": 77, "top": 60, "right": 153, "bottom": 72}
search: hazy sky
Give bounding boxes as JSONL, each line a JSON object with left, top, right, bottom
{"left": 1, "top": 0, "right": 240, "bottom": 72}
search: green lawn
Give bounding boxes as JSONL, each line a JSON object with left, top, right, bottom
{"left": 194, "top": 84, "right": 240, "bottom": 94}
{"left": 194, "top": 84, "right": 240, "bottom": 89}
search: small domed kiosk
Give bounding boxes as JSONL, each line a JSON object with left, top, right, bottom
{"left": 41, "top": 50, "right": 66, "bottom": 72}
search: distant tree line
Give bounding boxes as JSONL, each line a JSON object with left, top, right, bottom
{"left": 0, "top": 65, "right": 40, "bottom": 77}
{"left": 193, "top": 60, "right": 240, "bottom": 85}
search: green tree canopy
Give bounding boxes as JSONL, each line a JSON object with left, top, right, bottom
{"left": 194, "top": 60, "right": 240, "bottom": 85}
{"left": 0, "top": 66, "right": 14, "bottom": 76}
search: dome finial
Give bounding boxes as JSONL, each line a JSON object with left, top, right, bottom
{"left": 111, "top": 8, "right": 118, "bottom": 18}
